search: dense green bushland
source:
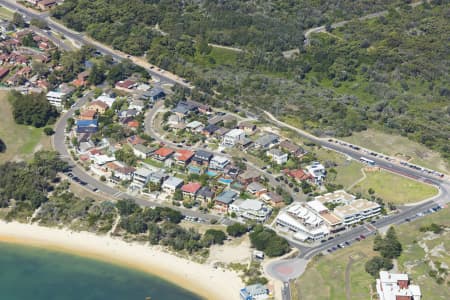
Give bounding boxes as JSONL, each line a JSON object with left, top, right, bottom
{"left": 52, "top": 1, "right": 450, "bottom": 162}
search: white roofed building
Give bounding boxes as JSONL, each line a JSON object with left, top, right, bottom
{"left": 222, "top": 128, "right": 246, "bottom": 147}
{"left": 230, "top": 199, "right": 272, "bottom": 222}
{"left": 376, "top": 271, "right": 421, "bottom": 300}
{"left": 276, "top": 202, "right": 330, "bottom": 241}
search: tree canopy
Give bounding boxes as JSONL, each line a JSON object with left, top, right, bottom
{"left": 8, "top": 91, "right": 59, "bottom": 128}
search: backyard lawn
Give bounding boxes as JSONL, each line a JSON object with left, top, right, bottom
{"left": 350, "top": 170, "right": 438, "bottom": 205}
{"left": 0, "top": 92, "right": 51, "bottom": 163}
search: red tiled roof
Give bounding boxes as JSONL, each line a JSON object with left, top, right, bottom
{"left": 115, "top": 79, "right": 136, "bottom": 89}
{"left": 181, "top": 182, "right": 202, "bottom": 194}
{"left": 81, "top": 110, "right": 97, "bottom": 118}
{"left": 88, "top": 100, "right": 109, "bottom": 109}
{"left": 154, "top": 147, "right": 174, "bottom": 157}
{"left": 127, "top": 120, "right": 140, "bottom": 128}
{"left": 175, "top": 149, "right": 194, "bottom": 161}
{"left": 283, "top": 169, "right": 312, "bottom": 181}
{"left": 89, "top": 149, "right": 102, "bottom": 155}
{"left": 0, "top": 67, "right": 9, "bottom": 78}
{"left": 127, "top": 135, "right": 145, "bottom": 145}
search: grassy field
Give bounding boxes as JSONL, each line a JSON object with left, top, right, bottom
{"left": 0, "top": 6, "right": 14, "bottom": 20}
{"left": 292, "top": 237, "right": 377, "bottom": 300}
{"left": 292, "top": 207, "right": 450, "bottom": 300}
{"left": 350, "top": 170, "right": 438, "bottom": 205}
{"left": 342, "top": 129, "right": 450, "bottom": 174}
{"left": 193, "top": 47, "right": 238, "bottom": 67}
{"left": 0, "top": 92, "right": 51, "bottom": 163}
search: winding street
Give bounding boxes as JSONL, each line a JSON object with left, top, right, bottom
{"left": 52, "top": 93, "right": 221, "bottom": 222}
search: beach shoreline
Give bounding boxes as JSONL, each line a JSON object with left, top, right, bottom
{"left": 0, "top": 220, "right": 242, "bottom": 300}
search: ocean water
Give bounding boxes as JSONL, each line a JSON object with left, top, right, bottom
{"left": 0, "top": 242, "right": 201, "bottom": 300}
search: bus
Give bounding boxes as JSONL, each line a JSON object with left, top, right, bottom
{"left": 360, "top": 157, "right": 375, "bottom": 166}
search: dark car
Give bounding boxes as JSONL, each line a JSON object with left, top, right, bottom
{"left": 360, "top": 234, "right": 366, "bottom": 239}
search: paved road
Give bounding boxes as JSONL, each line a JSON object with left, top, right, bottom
{"left": 0, "top": 0, "right": 192, "bottom": 88}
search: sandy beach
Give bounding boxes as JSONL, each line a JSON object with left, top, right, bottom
{"left": 0, "top": 220, "right": 242, "bottom": 300}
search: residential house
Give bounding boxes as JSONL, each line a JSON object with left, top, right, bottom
{"left": 86, "top": 100, "right": 109, "bottom": 114}
{"left": 76, "top": 119, "right": 98, "bottom": 134}
{"left": 129, "top": 98, "right": 145, "bottom": 112}
{"left": 127, "top": 135, "right": 145, "bottom": 146}
{"left": 148, "top": 171, "right": 167, "bottom": 185}
{"left": 208, "top": 114, "right": 236, "bottom": 126}
{"left": 172, "top": 101, "right": 197, "bottom": 117}
{"left": 79, "top": 110, "right": 97, "bottom": 120}
{"left": 72, "top": 70, "right": 90, "bottom": 87}
{"left": 240, "top": 284, "right": 269, "bottom": 300}
{"left": 127, "top": 120, "right": 140, "bottom": 130}
{"left": 147, "top": 87, "right": 165, "bottom": 101}
{"left": 132, "top": 168, "right": 153, "bottom": 188}
{"left": 254, "top": 134, "right": 279, "bottom": 149}
{"left": 186, "top": 120, "right": 204, "bottom": 132}
{"left": 260, "top": 192, "right": 284, "bottom": 208}
{"left": 181, "top": 182, "right": 202, "bottom": 199}
{"left": 132, "top": 144, "right": 155, "bottom": 159}
{"left": 96, "top": 95, "right": 116, "bottom": 107}
{"left": 246, "top": 182, "right": 267, "bottom": 197}
{"left": 214, "top": 190, "right": 237, "bottom": 213}
{"left": 209, "top": 155, "right": 230, "bottom": 170}
{"left": 197, "top": 186, "right": 215, "bottom": 203}
{"left": 46, "top": 91, "right": 67, "bottom": 107}
{"left": 376, "top": 271, "right": 421, "bottom": 300}
{"left": 238, "top": 170, "right": 261, "bottom": 185}
{"left": 267, "top": 149, "right": 288, "bottom": 165}
{"left": 280, "top": 140, "right": 306, "bottom": 157}
{"left": 230, "top": 199, "right": 272, "bottom": 222}
{"left": 115, "top": 79, "right": 137, "bottom": 91}
{"left": 162, "top": 176, "right": 184, "bottom": 193}
{"left": 202, "top": 124, "right": 220, "bottom": 137}
{"left": 306, "top": 162, "right": 326, "bottom": 184}
{"left": 38, "top": 0, "right": 57, "bottom": 10}
{"left": 222, "top": 129, "right": 246, "bottom": 147}
{"left": 174, "top": 149, "right": 194, "bottom": 166}
{"left": 108, "top": 162, "right": 135, "bottom": 182}
{"left": 186, "top": 100, "right": 212, "bottom": 114}
{"left": 153, "top": 147, "right": 174, "bottom": 161}
{"left": 136, "top": 83, "right": 150, "bottom": 91}
{"left": 118, "top": 108, "right": 139, "bottom": 120}
{"left": 283, "top": 169, "right": 313, "bottom": 183}
{"left": 6, "top": 74, "right": 22, "bottom": 86}
{"left": 167, "top": 114, "right": 185, "bottom": 129}
{"left": 239, "top": 121, "right": 257, "bottom": 135}
{"left": 192, "top": 150, "right": 213, "bottom": 166}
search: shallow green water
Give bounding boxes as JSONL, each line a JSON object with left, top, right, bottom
{"left": 0, "top": 242, "right": 201, "bottom": 300}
